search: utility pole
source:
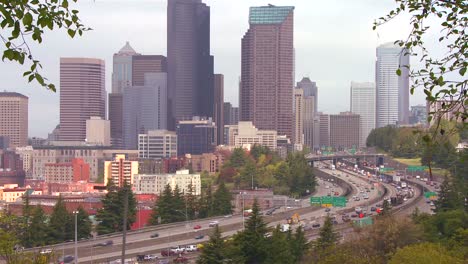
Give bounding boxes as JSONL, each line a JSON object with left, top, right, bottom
{"left": 73, "top": 211, "right": 78, "bottom": 264}
{"left": 121, "top": 187, "right": 128, "bottom": 264}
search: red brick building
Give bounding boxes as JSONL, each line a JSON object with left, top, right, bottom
{"left": 44, "top": 158, "right": 90, "bottom": 183}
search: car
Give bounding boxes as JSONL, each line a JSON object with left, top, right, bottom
{"left": 325, "top": 208, "right": 331, "bottom": 212}
{"left": 170, "top": 246, "right": 185, "bottom": 254}
{"left": 351, "top": 213, "right": 358, "bottom": 218}
{"left": 186, "top": 244, "right": 198, "bottom": 252}
{"left": 193, "top": 224, "right": 202, "bottom": 229}
{"left": 223, "top": 214, "right": 233, "bottom": 218}
{"left": 93, "top": 240, "right": 113, "bottom": 247}
{"left": 173, "top": 256, "right": 188, "bottom": 263}
{"left": 150, "top": 233, "right": 159, "bottom": 238}
{"left": 312, "top": 223, "right": 321, "bottom": 228}
{"left": 195, "top": 234, "right": 204, "bottom": 239}
{"left": 145, "top": 254, "right": 158, "bottom": 260}
{"left": 13, "top": 245, "right": 24, "bottom": 252}
{"left": 332, "top": 220, "right": 339, "bottom": 225}
{"left": 158, "top": 260, "right": 170, "bottom": 264}
{"left": 160, "top": 250, "right": 176, "bottom": 257}
{"left": 40, "top": 249, "right": 52, "bottom": 254}
{"left": 208, "top": 221, "right": 219, "bottom": 227}
{"left": 58, "top": 255, "right": 74, "bottom": 264}
{"left": 370, "top": 207, "right": 376, "bottom": 212}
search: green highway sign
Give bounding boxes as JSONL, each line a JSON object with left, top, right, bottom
{"left": 354, "top": 217, "right": 373, "bottom": 227}
{"left": 322, "top": 196, "right": 333, "bottom": 204}
{"left": 379, "top": 167, "right": 395, "bottom": 172}
{"left": 407, "top": 165, "right": 429, "bottom": 172}
{"left": 310, "top": 197, "right": 321, "bottom": 205}
{"left": 333, "top": 197, "right": 346, "bottom": 207}
{"left": 424, "top": 192, "right": 437, "bottom": 200}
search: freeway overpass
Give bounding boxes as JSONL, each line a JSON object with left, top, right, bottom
{"left": 305, "top": 153, "right": 385, "bottom": 167}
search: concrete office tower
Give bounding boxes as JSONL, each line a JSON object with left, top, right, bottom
{"left": 376, "top": 42, "right": 410, "bottom": 127}
{"left": 167, "top": 0, "right": 214, "bottom": 129}
{"left": 132, "top": 55, "right": 167, "bottom": 86}
{"left": 60, "top": 58, "right": 105, "bottom": 141}
{"left": 350, "top": 82, "right": 376, "bottom": 147}
{"left": 109, "top": 42, "right": 139, "bottom": 148}
{"left": 319, "top": 113, "right": 330, "bottom": 147}
{"left": 138, "top": 130, "right": 177, "bottom": 159}
{"left": 296, "top": 77, "right": 318, "bottom": 112}
{"left": 104, "top": 154, "right": 139, "bottom": 187}
{"left": 330, "top": 112, "right": 360, "bottom": 149}
{"left": 86, "top": 116, "right": 111, "bottom": 146}
{"left": 0, "top": 92, "right": 28, "bottom": 147}
{"left": 240, "top": 5, "right": 295, "bottom": 140}
{"left": 123, "top": 73, "right": 167, "bottom": 149}
{"left": 224, "top": 102, "right": 240, "bottom": 126}
{"left": 303, "top": 95, "right": 316, "bottom": 151}
{"left": 293, "top": 88, "right": 304, "bottom": 144}
{"left": 176, "top": 117, "right": 216, "bottom": 156}
{"left": 214, "top": 74, "right": 224, "bottom": 145}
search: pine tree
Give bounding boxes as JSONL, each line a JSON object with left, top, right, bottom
{"left": 381, "top": 200, "right": 391, "bottom": 216}
{"left": 172, "top": 185, "right": 186, "bottom": 222}
{"left": 185, "top": 184, "right": 197, "bottom": 220}
{"left": 96, "top": 185, "right": 137, "bottom": 234}
{"left": 235, "top": 199, "right": 268, "bottom": 264}
{"left": 435, "top": 178, "right": 462, "bottom": 212}
{"left": 213, "top": 182, "right": 232, "bottom": 216}
{"left": 291, "top": 225, "right": 308, "bottom": 262}
{"left": 150, "top": 184, "right": 173, "bottom": 225}
{"left": 315, "top": 216, "right": 339, "bottom": 250}
{"left": 76, "top": 206, "right": 92, "bottom": 240}
{"left": 48, "top": 195, "right": 73, "bottom": 243}
{"left": 197, "top": 225, "right": 226, "bottom": 264}
{"left": 265, "top": 225, "right": 294, "bottom": 264}
{"left": 29, "top": 206, "right": 49, "bottom": 247}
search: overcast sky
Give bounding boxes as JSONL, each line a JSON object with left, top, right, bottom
{"left": 0, "top": 0, "right": 428, "bottom": 137}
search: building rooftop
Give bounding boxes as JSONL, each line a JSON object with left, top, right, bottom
{"left": 116, "top": 41, "right": 139, "bottom": 56}
{"left": 249, "top": 5, "right": 294, "bottom": 25}
{"left": 0, "top": 91, "right": 28, "bottom": 99}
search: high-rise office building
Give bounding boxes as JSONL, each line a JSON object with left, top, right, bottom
{"left": 214, "top": 74, "right": 224, "bottom": 145}
{"left": 132, "top": 55, "right": 167, "bottom": 86}
{"left": 109, "top": 42, "right": 139, "bottom": 148}
{"left": 376, "top": 42, "right": 410, "bottom": 128}
{"left": 123, "top": 73, "right": 167, "bottom": 149}
{"left": 224, "top": 102, "right": 239, "bottom": 126}
{"left": 167, "top": 0, "right": 214, "bottom": 129}
{"left": 176, "top": 117, "right": 216, "bottom": 156}
{"left": 303, "top": 95, "right": 316, "bottom": 151}
{"left": 293, "top": 88, "right": 304, "bottom": 144}
{"left": 104, "top": 154, "right": 139, "bottom": 187}
{"left": 240, "top": 5, "right": 295, "bottom": 139}
{"left": 296, "top": 77, "right": 318, "bottom": 112}
{"left": 60, "top": 58, "right": 105, "bottom": 141}
{"left": 409, "top": 105, "right": 427, "bottom": 125}
{"left": 329, "top": 112, "right": 360, "bottom": 149}
{"left": 0, "top": 92, "right": 28, "bottom": 147}
{"left": 319, "top": 113, "right": 330, "bottom": 148}
{"left": 350, "top": 82, "right": 375, "bottom": 147}
{"left": 138, "top": 130, "right": 177, "bottom": 159}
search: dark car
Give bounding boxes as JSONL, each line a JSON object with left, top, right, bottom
{"left": 93, "top": 240, "right": 113, "bottom": 247}
{"left": 312, "top": 223, "right": 321, "bottom": 228}
{"left": 58, "top": 255, "right": 74, "bottom": 264}
{"left": 158, "top": 260, "right": 170, "bottom": 264}
{"left": 325, "top": 208, "right": 331, "bottom": 212}
{"left": 150, "top": 233, "right": 159, "bottom": 238}
{"left": 351, "top": 213, "right": 358, "bottom": 218}
{"left": 161, "top": 250, "right": 176, "bottom": 257}
{"left": 370, "top": 207, "right": 376, "bottom": 212}
{"left": 195, "top": 234, "right": 204, "bottom": 240}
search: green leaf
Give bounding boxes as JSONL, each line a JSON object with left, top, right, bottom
{"left": 35, "top": 73, "right": 44, "bottom": 85}
{"left": 459, "top": 67, "right": 466, "bottom": 76}
{"left": 67, "top": 29, "right": 76, "bottom": 38}
{"left": 28, "top": 75, "right": 34, "bottom": 83}
{"left": 396, "top": 68, "right": 402, "bottom": 76}
{"left": 23, "top": 13, "right": 33, "bottom": 26}
{"left": 62, "top": 0, "right": 69, "bottom": 8}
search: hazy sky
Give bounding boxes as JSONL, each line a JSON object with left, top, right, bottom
{"left": 0, "top": 0, "right": 428, "bottom": 137}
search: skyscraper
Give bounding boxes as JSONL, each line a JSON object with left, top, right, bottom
{"left": 376, "top": 42, "right": 410, "bottom": 128}
{"left": 60, "top": 58, "right": 105, "bottom": 141}
{"left": 123, "top": 73, "right": 167, "bottom": 149}
{"left": 293, "top": 88, "right": 304, "bottom": 144}
{"left": 350, "top": 82, "right": 375, "bottom": 147}
{"left": 214, "top": 74, "right": 224, "bottom": 145}
{"left": 132, "top": 55, "right": 167, "bottom": 86}
{"left": 176, "top": 117, "right": 216, "bottom": 156}
{"left": 167, "top": 0, "right": 214, "bottom": 129}
{"left": 296, "top": 77, "right": 318, "bottom": 112}
{"left": 329, "top": 112, "right": 360, "bottom": 149}
{"left": 0, "top": 92, "right": 28, "bottom": 147}
{"left": 240, "top": 5, "right": 295, "bottom": 140}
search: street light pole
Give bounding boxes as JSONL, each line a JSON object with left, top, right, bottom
{"left": 73, "top": 211, "right": 78, "bottom": 264}
{"left": 121, "top": 187, "right": 128, "bottom": 264}
{"left": 241, "top": 192, "right": 245, "bottom": 230}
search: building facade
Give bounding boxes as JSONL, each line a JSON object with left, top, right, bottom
{"left": 350, "top": 82, "right": 375, "bottom": 147}
{"left": 104, "top": 154, "right": 139, "bottom": 187}
{"left": 293, "top": 88, "right": 304, "bottom": 145}
{"left": 15, "top": 146, "right": 34, "bottom": 178}
{"left": 296, "top": 77, "right": 318, "bottom": 112}
{"left": 167, "top": 0, "right": 214, "bottom": 129}
{"left": 319, "top": 114, "right": 330, "bottom": 148}
{"left": 123, "top": 73, "right": 167, "bottom": 149}
{"left": 240, "top": 5, "right": 294, "bottom": 139}
{"left": 226, "top": 121, "right": 277, "bottom": 150}
{"left": 44, "top": 158, "right": 90, "bottom": 183}
{"left": 376, "top": 42, "right": 410, "bottom": 128}
{"left": 60, "top": 58, "right": 106, "bottom": 141}
{"left": 409, "top": 105, "right": 428, "bottom": 125}
{"left": 132, "top": 55, "right": 167, "bottom": 86}
{"left": 0, "top": 92, "right": 28, "bottom": 147}
{"left": 329, "top": 112, "right": 360, "bottom": 149}
{"left": 138, "top": 130, "right": 177, "bottom": 159}
{"left": 176, "top": 117, "right": 216, "bottom": 156}
{"left": 133, "top": 169, "right": 201, "bottom": 195}
{"left": 86, "top": 116, "right": 111, "bottom": 146}
{"left": 214, "top": 74, "right": 224, "bottom": 145}
{"left": 189, "top": 152, "right": 226, "bottom": 175}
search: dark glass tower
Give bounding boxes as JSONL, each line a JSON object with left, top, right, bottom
{"left": 167, "top": 0, "right": 214, "bottom": 130}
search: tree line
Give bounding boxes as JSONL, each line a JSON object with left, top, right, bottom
{"left": 218, "top": 145, "right": 316, "bottom": 197}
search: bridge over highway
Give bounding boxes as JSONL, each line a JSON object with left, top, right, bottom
{"left": 305, "top": 153, "right": 385, "bottom": 167}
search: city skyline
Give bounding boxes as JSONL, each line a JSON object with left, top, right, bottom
{"left": 0, "top": 0, "right": 427, "bottom": 137}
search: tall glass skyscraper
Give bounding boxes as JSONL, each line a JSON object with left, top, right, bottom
{"left": 375, "top": 42, "right": 410, "bottom": 128}
{"left": 350, "top": 82, "right": 376, "bottom": 147}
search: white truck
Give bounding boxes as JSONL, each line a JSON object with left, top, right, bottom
{"left": 280, "top": 224, "right": 290, "bottom": 232}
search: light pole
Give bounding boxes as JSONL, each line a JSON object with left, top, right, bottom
{"left": 72, "top": 210, "right": 78, "bottom": 264}
{"left": 240, "top": 192, "right": 246, "bottom": 230}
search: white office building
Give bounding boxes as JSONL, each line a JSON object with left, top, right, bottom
{"left": 350, "top": 82, "right": 376, "bottom": 147}
{"left": 133, "top": 169, "right": 201, "bottom": 195}
{"left": 138, "top": 130, "right": 177, "bottom": 159}
{"left": 226, "top": 121, "right": 277, "bottom": 150}
{"left": 376, "top": 42, "right": 410, "bottom": 128}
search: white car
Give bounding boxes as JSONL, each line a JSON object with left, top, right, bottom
{"left": 209, "top": 221, "right": 219, "bottom": 227}
{"left": 144, "top": 254, "right": 159, "bottom": 260}
{"left": 170, "top": 246, "right": 185, "bottom": 254}
{"left": 186, "top": 245, "right": 198, "bottom": 252}
{"left": 40, "top": 249, "right": 52, "bottom": 254}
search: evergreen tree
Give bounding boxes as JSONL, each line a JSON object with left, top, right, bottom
{"left": 172, "top": 185, "right": 186, "bottom": 222}
{"left": 435, "top": 178, "right": 463, "bottom": 212}
{"left": 239, "top": 161, "right": 257, "bottom": 189}
{"left": 21, "top": 194, "right": 33, "bottom": 248}
{"left": 96, "top": 185, "right": 137, "bottom": 234}
{"left": 315, "top": 216, "right": 339, "bottom": 250}
{"left": 76, "top": 206, "right": 92, "bottom": 240}
{"left": 291, "top": 225, "right": 308, "bottom": 263}
{"left": 48, "top": 196, "right": 73, "bottom": 243}
{"left": 29, "top": 206, "right": 49, "bottom": 247}
{"left": 185, "top": 184, "right": 197, "bottom": 220}
{"left": 229, "top": 148, "right": 248, "bottom": 168}
{"left": 150, "top": 184, "right": 173, "bottom": 225}
{"left": 234, "top": 199, "right": 268, "bottom": 264}
{"left": 381, "top": 200, "right": 392, "bottom": 216}
{"left": 197, "top": 225, "right": 226, "bottom": 264}
{"left": 265, "top": 225, "right": 294, "bottom": 264}
{"left": 213, "top": 182, "right": 232, "bottom": 215}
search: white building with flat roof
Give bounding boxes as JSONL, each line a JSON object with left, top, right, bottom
{"left": 86, "top": 116, "right": 111, "bottom": 146}
{"left": 133, "top": 169, "right": 200, "bottom": 195}
{"left": 350, "top": 82, "right": 376, "bottom": 147}
{"left": 138, "top": 130, "right": 177, "bottom": 159}
{"left": 226, "top": 121, "right": 277, "bottom": 150}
